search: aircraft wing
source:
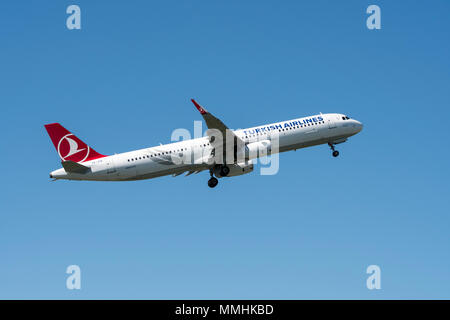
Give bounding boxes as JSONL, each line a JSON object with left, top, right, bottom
{"left": 191, "top": 99, "right": 244, "bottom": 145}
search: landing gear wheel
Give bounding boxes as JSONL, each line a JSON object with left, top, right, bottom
{"left": 220, "top": 165, "right": 230, "bottom": 177}
{"left": 208, "top": 177, "right": 218, "bottom": 188}
{"left": 328, "top": 142, "right": 339, "bottom": 158}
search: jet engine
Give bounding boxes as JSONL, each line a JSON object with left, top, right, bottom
{"left": 213, "top": 160, "right": 254, "bottom": 178}
{"left": 243, "top": 139, "right": 272, "bottom": 160}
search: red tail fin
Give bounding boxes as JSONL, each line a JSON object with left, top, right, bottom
{"left": 44, "top": 123, "right": 106, "bottom": 163}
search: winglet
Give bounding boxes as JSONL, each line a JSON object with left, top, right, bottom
{"left": 191, "top": 99, "right": 207, "bottom": 115}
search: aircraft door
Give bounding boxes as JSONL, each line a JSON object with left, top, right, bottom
{"left": 105, "top": 156, "right": 117, "bottom": 175}
{"left": 328, "top": 116, "right": 337, "bottom": 129}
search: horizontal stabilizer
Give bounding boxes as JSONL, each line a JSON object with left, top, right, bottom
{"left": 61, "top": 160, "right": 90, "bottom": 174}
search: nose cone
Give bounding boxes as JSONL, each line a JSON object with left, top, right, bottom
{"left": 354, "top": 120, "right": 363, "bottom": 133}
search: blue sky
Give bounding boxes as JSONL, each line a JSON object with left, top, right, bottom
{"left": 0, "top": 0, "right": 449, "bottom": 299}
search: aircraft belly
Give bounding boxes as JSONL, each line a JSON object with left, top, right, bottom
{"left": 124, "top": 164, "right": 208, "bottom": 181}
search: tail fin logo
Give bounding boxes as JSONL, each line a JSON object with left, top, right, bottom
{"left": 58, "top": 134, "right": 90, "bottom": 162}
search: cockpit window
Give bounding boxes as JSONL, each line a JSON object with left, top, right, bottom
{"left": 342, "top": 116, "right": 350, "bottom": 120}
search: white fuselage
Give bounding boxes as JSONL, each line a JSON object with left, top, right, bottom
{"left": 50, "top": 113, "right": 362, "bottom": 181}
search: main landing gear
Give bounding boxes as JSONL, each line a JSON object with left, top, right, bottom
{"left": 220, "top": 165, "right": 230, "bottom": 177}
{"left": 208, "top": 177, "right": 218, "bottom": 188}
{"left": 208, "top": 168, "right": 218, "bottom": 188}
{"left": 207, "top": 165, "right": 230, "bottom": 188}
{"left": 328, "top": 143, "right": 339, "bottom": 157}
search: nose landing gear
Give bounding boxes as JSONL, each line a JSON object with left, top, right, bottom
{"left": 328, "top": 143, "right": 339, "bottom": 157}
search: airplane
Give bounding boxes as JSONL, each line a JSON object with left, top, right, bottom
{"left": 45, "top": 99, "right": 363, "bottom": 188}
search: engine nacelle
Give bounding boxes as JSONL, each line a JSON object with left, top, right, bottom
{"left": 213, "top": 160, "right": 254, "bottom": 178}
{"left": 244, "top": 140, "right": 271, "bottom": 160}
